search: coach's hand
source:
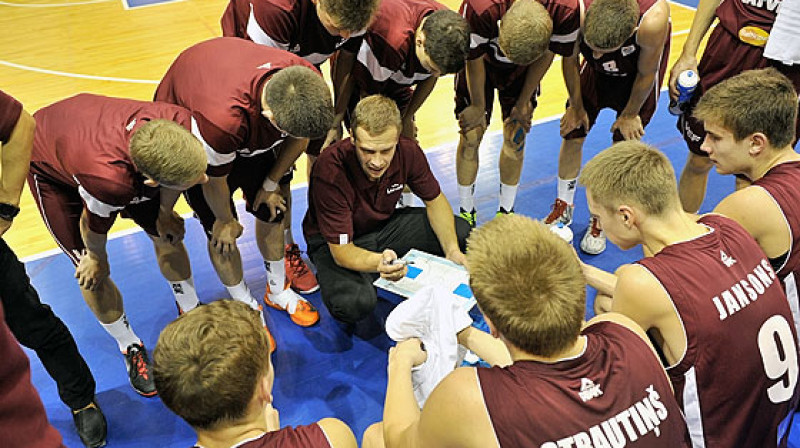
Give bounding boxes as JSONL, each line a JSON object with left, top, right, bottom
{"left": 211, "top": 218, "right": 243, "bottom": 255}
{"left": 156, "top": 210, "right": 186, "bottom": 245}
{"left": 611, "top": 115, "right": 644, "bottom": 140}
{"left": 254, "top": 189, "right": 287, "bottom": 222}
{"left": 76, "top": 250, "right": 110, "bottom": 291}
{"left": 377, "top": 249, "right": 406, "bottom": 282}
{"left": 560, "top": 105, "right": 590, "bottom": 137}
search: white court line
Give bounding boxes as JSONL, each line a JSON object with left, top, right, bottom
{"left": 0, "top": 0, "right": 112, "bottom": 6}
{"left": 121, "top": 0, "right": 185, "bottom": 11}
{"left": 0, "top": 60, "right": 159, "bottom": 84}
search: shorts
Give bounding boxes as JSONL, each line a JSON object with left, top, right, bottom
{"left": 453, "top": 61, "right": 538, "bottom": 126}
{"left": 185, "top": 150, "right": 292, "bottom": 237}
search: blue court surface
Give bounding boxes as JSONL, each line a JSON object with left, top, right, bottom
{"left": 22, "top": 92, "right": 795, "bottom": 447}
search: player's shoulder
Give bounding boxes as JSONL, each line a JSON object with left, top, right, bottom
{"left": 462, "top": 0, "right": 505, "bottom": 17}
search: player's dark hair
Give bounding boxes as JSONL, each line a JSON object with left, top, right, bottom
{"left": 322, "top": 0, "right": 380, "bottom": 32}
{"left": 583, "top": 0, "right": 638, "bottom": 50}
{"left": 263, "top": 65, "right": 334, "bottom": 139}
{"left": 422, "top": 10, "right": 470, "bottom": 75}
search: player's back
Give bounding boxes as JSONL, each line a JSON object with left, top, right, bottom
{"left": 477, "top": 321, "right": 689, "bottom": 447}
{"left": 637, "top": 213, "right": 798, "bottom": 447}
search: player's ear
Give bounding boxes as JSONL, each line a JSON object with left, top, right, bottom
{"left": 749, "top": 132, "right": 768, "bottom": 156}
{"left": 618, "top": 205, "right": 634, "bottom": 228}
{"left": 143, "top": 178, "right": 160, "bottom": 187}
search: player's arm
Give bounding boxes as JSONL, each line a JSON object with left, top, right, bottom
{"left": 329, "top": 243, "right": 407, "bottom": 280}
{"left": 457, "top": 326, "right": 512, "bottom": 367}
{"left": 77, "top": 209, "right": 111, "bottom": 291}
{"left": 154, "top": 186, "right": 186, "bottom": 244}
{"left": 202, "top": 174, "right": 244, "bottom": 255}
{"left": 668, "top": 0, "right": 720, "bottom": 98}
{"left": 611, "top": 264, "right": 674, "bottom": 334}
{"left": 0, "top": 108, "right": 34, "bottom": 236}
{"left": 253, "top": 136, "right": 309, "bottom": 219}
{"left": 316, "top": 418, "right": 358, "bottom": 448}
{"left": 459, "top": 57, "right": 489, "bottom": 132}
{"left": 423, "top": 192, "right": 467, "bottom": 266}
{"left": 712, "top": 187, "right": 788, "bottom": 259}
{"left": 326, "top": 50, "right": 358, "bottom": 148}
{"left": 614, "top": 0, "right": 670, "bottom": 139}
{"left": 402, "top": 77, "right": 438, "bottom": 140}
{"left": 580, "top": 261, "right": 620, "bottom": 297}
{"left": 560, "top": 40, "right": 589, "bottom": 136}
{"left": 505, "top": 50, "right": 555, "bottom": 133}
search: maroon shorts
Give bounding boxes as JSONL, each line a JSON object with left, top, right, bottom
{"left": 564, "top": 52, "right": 668, "bottom": 141}
{"left": 678, "top": 27, "right": 800, "bottom": 155}
{"left": 184, "top": 150, "right": 292, "bottom": 237}
{"left": 453, "top": 62, "right": 538, "bottom": 126}
{"left": 27, "top": 170, "right": 160, "bottom": 266}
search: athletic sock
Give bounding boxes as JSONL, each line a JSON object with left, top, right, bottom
{"left": 100, "top": 314, "right": 142, "bottom": 352}
{"left": 265, "top": 259, "right": 288, "bottom": 301}
{"left": 170, "top": 278, "right": 200, "bottom": 312}
{"left": 284, "top": 229, "right": 293, "bottom": 246}
{"left": 498, "top": 183, "right": 518, "bottom": 212}
{"left": 557, "top": 177, "right": 578, "bottom": 204}
{"left": 458, "top": 183, "right": 475, "bottom": 212}
{"left": 226, "top": 280, "right": 259, "bottom": 310}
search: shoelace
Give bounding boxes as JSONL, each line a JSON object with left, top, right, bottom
{"left": 589, "top": 217, "right": 603, "bottom": 237}
{"left": 546, "top": 200, "right": 568, "bottom": 223}
{"left": 131, "top": 350, "right": 150, "bottom": 380}
{"left": 286, "top": 246, "right": 310, "bottom": 276}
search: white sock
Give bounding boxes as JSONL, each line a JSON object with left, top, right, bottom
{"left": 170, "top": 278, "right": 200, "bottom": 312}
{"left": 557, "top": 177, "right": 578, "bottom": 204}
{"left": 226, "top": 280, "right": 259, "bottom": 310}
{"left": 265, "top": 259, "right": 286, "bottom": 293}
{"left": 498, "top": 183, "right": 518, "bottom": 212}
{"left": 100, "top": 314, "right": 142, "bottom": 353}
{"left": 284, "top": 229, "right": 293, "bottom": 246}
{"left": 401, "top": 192, "right": 416, "bottom": 207}
{"left": 458, "top": 183, "right": 475, "bottom": 212}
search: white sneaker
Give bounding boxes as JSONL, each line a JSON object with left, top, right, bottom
{"left": 580, "top": 216, "right": 606, "bottom": 255}
{"left": 265, "top": 283, "right": 320, "bottom": 327}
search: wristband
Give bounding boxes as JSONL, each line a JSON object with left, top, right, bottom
{"left": 262, "top": 177, "right": 279, "bottom": 192}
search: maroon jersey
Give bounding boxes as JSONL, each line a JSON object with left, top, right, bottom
{"left": 194, "top": 423, "right": 330, "bottom": 447}
{"left": 715, "top": 0, "right": 778, "bottom": 48}
{"left": 303, "top": 136, "right": 441, "bottom": 244}
{"left": 0, "top": 90, "right": 22, "bottom": 143}
{"left": 352, "top": 0, "right": 445, "bottom": 94}
{"left": 0, "top": 303, "right": 65, "bottom": 448}
{"left": 478, "top": 321, "right": 688, "bottom": 447}
{"left": 579, "top": 0, "right": 670, "bottom": 78}
{"left": 154, "top": 37, "right": 318, "bottom": 177}
{"left": 220, "top": 0, "right": 364, "bottom": 66}
{"left": 637, "top": 214, "right": 798, "bottom": 447}
{"left": 460, "top": 0, "right": 580, "bottom": 73}
{"left": 31, "top": 94, "right": 194, "bottom": 235}
{"left": 753, "top": 161, "right": 800, "bottom": 333}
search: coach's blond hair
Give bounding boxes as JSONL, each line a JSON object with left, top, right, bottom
{"left": 579, "top": 141, "right": 678, "bottom": 216}
{"left": 350, "top": 95, "right": 402, "bottom": 138}
{"left": 153, "top": 300, "right": 271, "bottom": 430}
{"left": 467, "top": 215, "right": 585, "bottom": 357}
{"left": 130, "top": 119, "right": 206, "bottom": 187}
{"left": 499, "top": 0, "right": 553, "bottom": 65}
{"left": 694, "top": 68, "right": 797, "bottom": 149}
{"left": 583, "top": 0, "right": 639, "bottom": 50}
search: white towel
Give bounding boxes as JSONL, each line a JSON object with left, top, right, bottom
{"left": 385, "top": 285, "right": 473, "bottom": 407}
{"left": 764, "top": 0, "right": 800, "bottom": 65}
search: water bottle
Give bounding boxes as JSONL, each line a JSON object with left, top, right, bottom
{"left": 668, "top": 70, "right": 699, "bottom": 116}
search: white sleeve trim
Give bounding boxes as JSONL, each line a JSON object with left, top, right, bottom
{"left": 78, "top": 185, "right": 125, "bottom": 218}
{"left": 247, "top": 4, "right": 291, "bottom": 50}
{"left": 470, "top": 33, "right": 489, "bottom": 50}
{"left": 191, "top": 117, "right": 235, "bottom": 167}
{"left": 356, "top": 41, "right": 433, "bottom": 85}
{"left": 550, "top": 29, "right": 580, "bottom": 43}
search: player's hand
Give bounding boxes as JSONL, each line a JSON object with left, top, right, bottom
{"left": 253, "top": 189, "right": 287, "bottom": 222}
{"left": 377, "top": 249, "right": 407, "bottom": 282}
{"left": 560, "top": 105, "right": 590, "bottom": 137}
{"left": 401, "top": 116, "right": 418, "bottom": 141}
{"left": 264, "top": 403, "right": 280, "bottom": 432}
{"left": 322, "top": 124, "right": 343, "bottom": 150}
{"left": 458, "top": 105, "right": 487, "bottom": 133}
{"left": 390, "top": 338, "right": 428, "bottom": 368}
{"left": 0, "top": 218, "right": 12, "bottom": 238}
{"left": 504, "top": 102, "right": 533, "bottom": 134}
{"left": 75, "top": 250, "right": 110, "bottom": 291}
{"left": 210, "top": 218, "right": 243, "bottom": 255}
{"left": 611, "top": 115, "right": 644, "bottom": 140}
{"left": 156, "top": 210, "right": 186, "bottom": 245}
{"left": 668, "top": 55, "right": 699, "bottom": 101}
{"left": 446, "top": 248, "right": 468, "bottom": 269}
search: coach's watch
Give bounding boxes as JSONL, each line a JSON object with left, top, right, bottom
{"left": 0, "top": 203, "right": 20, "bottom": 222}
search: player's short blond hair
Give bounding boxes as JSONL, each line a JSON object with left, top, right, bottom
{"left": 583, "top": 0, "right": 639, "bottom": 50}
{"left": 467, "top": 215, "right": 585, "bottom": 357}
{"left": 498, "top": 0, "right": 553, "bottom": 65}
{"left": 263, "top": 65, "right": 334, "bottom": 139}
{"left": 322, "top": 0, "right": 380, "bottom": 32}
{"left": 153, "top": 300, "right": 271, "bottom": 430}
{"left": 579, "top": 141, "right": 678, "bottom": 216}
{"left": 130, "top": 119, "right": 206, "bottom": 187}
{"left": 350, "top": 95, "right": 402, "bottom": 138}
{"left": 694, "top": 68, "right": 797, "bottom": 149}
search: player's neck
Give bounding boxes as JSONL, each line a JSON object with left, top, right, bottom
{"left": 640, "top": 209, "right": 708, "bottom": 256}
{"left": 195, "top": 415, "right": 268, "bottom": 448}
{"left": 750, "top": 148, "right": 800, "bottom": 181}
{"left": 511, "top": 336, "right": 587, "bottom": 363}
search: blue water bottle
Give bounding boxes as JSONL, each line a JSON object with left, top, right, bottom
{"left": 668, "top": 70, "right": 699, "bottom": 116}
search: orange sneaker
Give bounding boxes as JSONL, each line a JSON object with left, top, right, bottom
{"left": 258, "top": 305, "right": 277, "bottom": 353}
{"left": 264, "top": 283, "right": 320, "bottom": 327}
{"left": 285, "top": 244, "right": 319, "bottom": 294}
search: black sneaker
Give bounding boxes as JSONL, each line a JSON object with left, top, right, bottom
{"left": 124, "top": 343, "right": 157, "bottom": 397}
{"left": 72, "top": 401, "right": 107, "bottom": 448}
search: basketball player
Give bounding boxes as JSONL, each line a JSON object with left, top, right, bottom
{"left": 362, "top": 215, "right": 688, "bottom": 447}
{"left": 581, "top": 141, "right": 798, "bottom": 446}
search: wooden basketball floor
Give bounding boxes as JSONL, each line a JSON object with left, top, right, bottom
{"left": 5, "top": 0, "right": 794, "bottom": 447}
